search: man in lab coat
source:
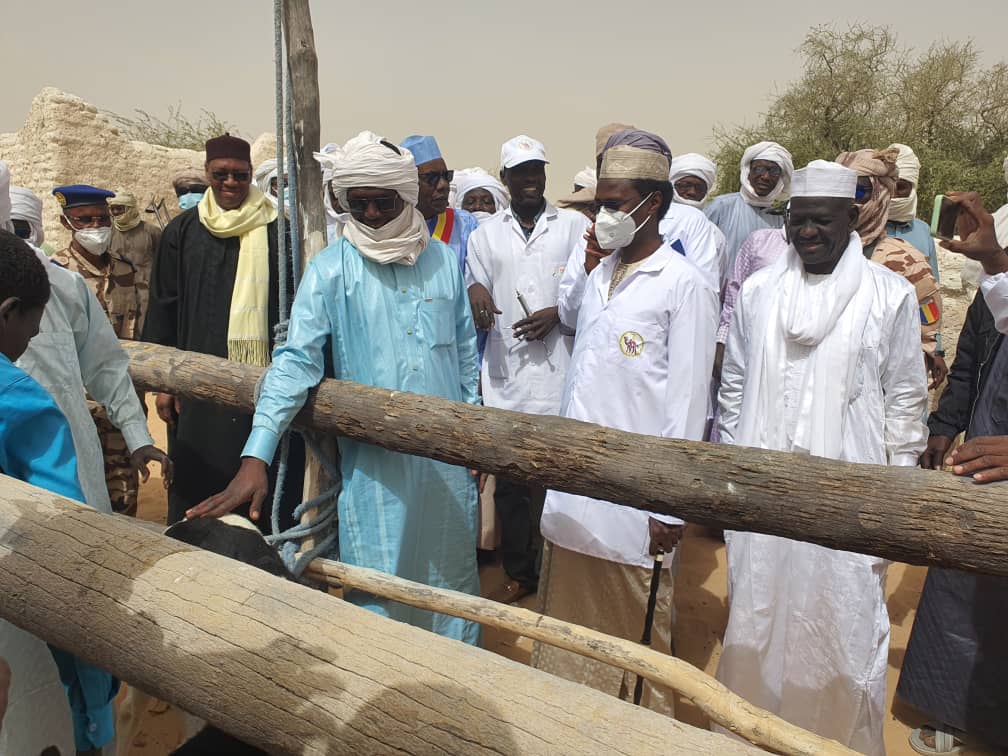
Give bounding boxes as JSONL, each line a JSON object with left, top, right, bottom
{"left": 466, "top": 135, "right": 589, "bottom": 603}
{"left": 716, "top": 160, "right": 927, "bottom": 755}
{"left": 534, "top": 136, "right": 718, "bottom": 716}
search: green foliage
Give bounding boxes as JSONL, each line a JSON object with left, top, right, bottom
{"left": 105, "top": 102, "right": 237, "bottom": 151}
{"left": 712, "top": 24, "right": 1008, "bottom": 215}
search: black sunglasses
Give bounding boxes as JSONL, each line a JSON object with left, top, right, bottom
{"left": 210, "top": 170, "right": 251, "bottom": 182}
{"left": 346, "top": 196, "right": 401, "bottom": 214}
{"left": 418, "top": 169, "right": 454, "bottom": 187}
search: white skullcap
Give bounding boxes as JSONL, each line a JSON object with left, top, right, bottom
{"left": 740, "top": 141, "right": 793, "bottom": 207}
{"left": 0, "top": 161, "right": 11, "bottom": 230}
{"left": 10, "top": 186, "right": 44, "bottom": 245}
{"left": 790, "top": 160, "right": 857, "bottom": 199}
{"left": 889, "top": 143, "right": 921, "bottom": 186}
{"left": 573, "top": 166, "right": 597, "bottom": 191}
{"left": 1003, "top": 154, "right": 1008, "bottom": 186}
{"left": 452, "top": 168, "right": 509, "bottom": 212}
{"left": 317, "top": 131, "right": 419, "bottom": 209}
{"left": 668, "top": 153, "right": 716, "bottom": 207}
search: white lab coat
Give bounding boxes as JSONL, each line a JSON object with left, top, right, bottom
{"left": 465, "top": 202, "right": 589, "bottom": 414}
{"left": 716, "top": 258, "right": 928, "bottom": 756}
{"left": 542, "top": 243, "right": 718, "bottom": 568}
{"left": 659, "top": 202, "right": 728, "bottom": 292}
{"left": 17, "top": 261, "right": 153, "bottom": 514}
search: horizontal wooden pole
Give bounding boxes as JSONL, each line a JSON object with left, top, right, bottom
{"left": 125, "top": 341, "right": 1008, "bottom": 576}
{"left": 0, "top": 475, "right": 757, "bottom": 755}
{"left": 304, "top": 557, "right": 854, "bottom": 756}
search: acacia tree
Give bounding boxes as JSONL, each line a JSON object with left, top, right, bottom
{"left": 106, "top": 103, "right": 236, "bottom": 151}
{"left": 712, "top": 24, "right": 1008, "bottom": 215}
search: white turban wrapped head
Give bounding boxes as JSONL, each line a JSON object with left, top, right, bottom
{"left": 313, "top": 131, "right": 428, "bottom": 266}
{"left": 254, "top": 158, "right": 280, "bottom": 206}
{"left": 668, "top": 153, "right": 717, "bottom": 208}
{"left": 10, "top": 186, "right": 44, "bottom": 245}
{"left": 739, "top": 141, "right": 793, "bottom": 207}
{"left": 452, "top": 168, "right": 509, "bottom": 213}
{"left": 887, "top": 143, "right": 920, "bottom": 223}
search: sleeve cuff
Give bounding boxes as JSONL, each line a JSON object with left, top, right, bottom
{"left": 890, "top": 452, "right": 920, "bottom": 467}
{"left": 242, "top": 426, "right": 281, "bottom": 464}
{"left": 119, "top": 421, "right": 155, "bottom": 454}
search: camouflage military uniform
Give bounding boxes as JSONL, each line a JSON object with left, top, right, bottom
{"left": 53, "top": 245, "right": 143, "bottom": 515}
{"left": 870, "top": 236, "right": 942, "bottom": 356}
{"left": 109, "top": 221, "right": 161, "bottom": 335}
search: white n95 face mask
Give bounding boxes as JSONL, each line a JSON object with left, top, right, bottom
{"left": 594, "top": 192, "right": 654, "bottom": 250}
{"left": 74, "top": 226, "right": 112, "bottom": 255}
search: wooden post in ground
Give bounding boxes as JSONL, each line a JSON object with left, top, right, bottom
{"left": 280, "top": 0, "right": 334, "bottom": 555}
{"left": 121, "top": 342, "right": 1008, "bottom": 577}
{"left": 0, "top": 475, "right": 761, "bottom": 756}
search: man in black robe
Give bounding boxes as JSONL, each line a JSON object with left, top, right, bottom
{"left": 899, "top": 192, "right": 1008, "bottom": 754}
{"left": 143, "top": 134, "right": 304, "bottom": 530}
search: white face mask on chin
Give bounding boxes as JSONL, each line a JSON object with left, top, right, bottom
{"left": 73, "top": 226, "right": 112, "bottom": 255}
{"left": 594, "top": 192, "right": 654, "bottom": 250}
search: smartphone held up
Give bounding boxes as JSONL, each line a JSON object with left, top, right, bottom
{"left": 931, "top": 194, "right": 960, "bottom": 241}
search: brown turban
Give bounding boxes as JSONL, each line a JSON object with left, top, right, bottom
{"left": 835, "top": 147, "right": 899, "bottom": 247}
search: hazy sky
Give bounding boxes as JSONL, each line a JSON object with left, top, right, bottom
{"left": 4, "top": 0, "right": 1006, "bottom": 188}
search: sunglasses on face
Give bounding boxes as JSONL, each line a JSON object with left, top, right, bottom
{"left": 210, "top": 170, "right": 251, "bottom": 182}
{"left": 855, "top": 183, "right": 873, "bottom": 201}
{"left": 418, "top": 170, "right": 454, "bottom": 187}
{"left": 346, "top": 195, "right": 400, "bottom": 214}
{"left": 750, "top": 164, "right": 782, "bottom": 178}
{"left": 65, "top": 213, "right": 112, "bottom": 227}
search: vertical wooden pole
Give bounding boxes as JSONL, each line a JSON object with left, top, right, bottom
{"left": 280, "top": 0, "right": 335, "bottom": 552}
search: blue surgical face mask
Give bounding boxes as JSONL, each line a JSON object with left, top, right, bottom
{"left": 177, "top": 192, "right": 203, "bottom": 211}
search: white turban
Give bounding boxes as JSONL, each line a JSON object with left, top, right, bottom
{"left": 888, "top": 143, "right": 920, "bottom": 223}
{"left": 320, "top": 131, "right": 420, "bottom": 209}
{"left": 314, "top": 142, "right": 343, "bottom": 228}
{"left": 668, "top": 153, "right": 717, "bottom": 208}
{"left": 1003, "top": 154, "right": 1008, "bottom": 199}
{"left": 452, "top": 168, "right": 509, "bottom": 212}
{"left": 573, "top": 167, "right": 597, "bottom": 191}
{"left": 0, "top": 161, "right": 11, "bottom": 231}
{"left": 314, "top": 131, "right": 428, "bottom": 266}
{"left": 739, "top": 141, "right": 793, "bottom": 207}
{"left": 254, "top": 159, "right": 278, "bottom": 196}
{"left": 10, "top": 186, "right": 44, "bottom": 245}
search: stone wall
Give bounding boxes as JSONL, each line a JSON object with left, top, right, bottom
{"left": 0, "top": 87, "right": 275, "bottom": 252}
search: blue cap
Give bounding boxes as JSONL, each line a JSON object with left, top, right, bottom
{"left": 52, "top": 184, "right": 115, "bottom": 209}
{"left": 400, "top": 135, "right": 442, "bottom": 166}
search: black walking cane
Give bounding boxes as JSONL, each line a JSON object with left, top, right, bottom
{"left": 633, "top": 547, "right": 665, "bottom": 705}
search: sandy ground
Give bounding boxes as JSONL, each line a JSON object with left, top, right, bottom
{"left": 120, "top": 401, "right": 999, "bottom": 755}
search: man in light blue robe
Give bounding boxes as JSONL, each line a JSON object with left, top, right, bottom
{"left": 705, "top": 141, "right": 794, "bottom": 271}
{"left": 193, "top": 132, "right": 481, "bottom": 644}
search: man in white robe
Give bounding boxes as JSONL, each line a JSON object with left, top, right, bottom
{"left": 717, "top": 160, "right": 928, "bottom": 755}
{"left": 536, "top": 138, "right": 718, "bottom": 716}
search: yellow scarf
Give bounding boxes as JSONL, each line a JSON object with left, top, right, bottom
{"left": 198, "top": 185, "right": 278, "bottom": 366}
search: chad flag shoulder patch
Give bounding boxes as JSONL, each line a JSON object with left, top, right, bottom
{"left": 920, "top": 299, "right": 940, "bottom": 325}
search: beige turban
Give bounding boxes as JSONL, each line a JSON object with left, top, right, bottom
{"left": 595, "top": 122, "right": 636, "bottom": 158}
{"left": 108, "top": 189, "right": 141, "bottom": 231}
{"left": 600, "top": 145, "right": 670, "bottom": 182}
{"left": 836, "top": 147, "right": 899, "bottom": 246}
